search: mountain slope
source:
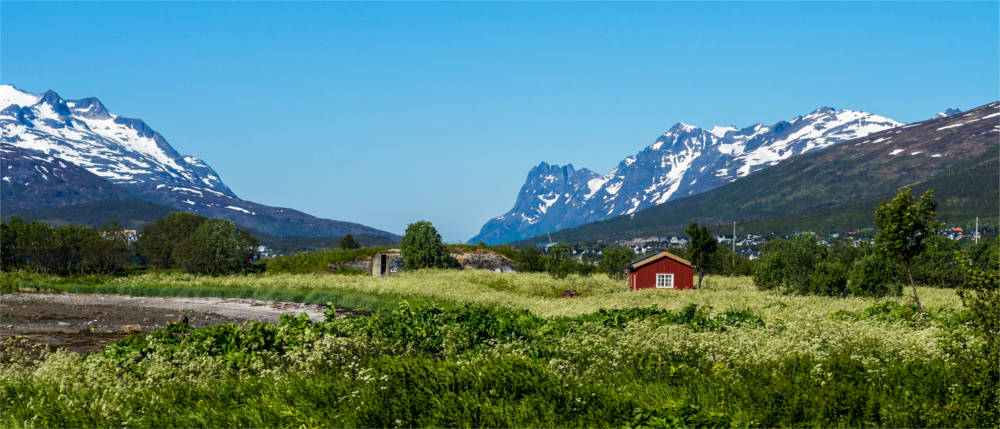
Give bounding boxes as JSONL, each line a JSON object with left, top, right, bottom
{"left": 0, "top": 84, "right": 398, "bottom": 240}
{"left": 472, "top": 107, "right": 901, "bottom": 244}
{"left": 1, "top": 145, "right": 137, "bottom": 212}
{"left": 514, "top": 101, "right": 1000, "bottom": 244}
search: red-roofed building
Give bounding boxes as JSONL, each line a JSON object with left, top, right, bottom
{"left": 626, "top": 251, "right": 695, "bottom": 291}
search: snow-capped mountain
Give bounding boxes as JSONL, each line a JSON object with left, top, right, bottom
{"left": 1, "top": 85, "right": 233, "bottom": 198}
{"left": 933, "top": 108, "right": 962, "bottom": 119}
{"left": 0, "top": 84, "right": 397, "bottom": 239}
{"left": 470, "top": 107, "right": 903, "bottom": 245}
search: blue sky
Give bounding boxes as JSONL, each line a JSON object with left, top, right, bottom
{"left": 2, "top": 1, "right": 998, "bottom": 242}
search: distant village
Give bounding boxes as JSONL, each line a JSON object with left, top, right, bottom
{"left": 117, "top": 223, "right": 993, "bottom": 262}
{"left": 539, "top": 224, "right": 994, "bottom": 262}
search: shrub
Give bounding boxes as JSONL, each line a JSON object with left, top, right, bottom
{"left": 266, "top": 247, "right": 386, "bottom": 274}
{"left": 753, "top": 236, "right": 824, "bottom": 294}
{"left": 806, "top": 261, "right": 848, "bottom": 296}
{"left": 514, "top": 246, "right": 546, "bottom": 272}
{"left": 847, "top": 254, "right": 903, "bottom": 297}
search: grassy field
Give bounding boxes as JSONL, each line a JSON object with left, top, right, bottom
{"left": 1, "top": 270, "right": 993, "bottom": 427}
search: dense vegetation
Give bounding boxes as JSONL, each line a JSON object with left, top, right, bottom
{"left": 1, "top": 269, "right": 995, "bottom": 427}
{"left": 0, "top": 212, "right": 260, "bottom": 276}
{"left": 136, "top": 212, "right": 259, "bottom": 274}
{"left": 3, "top": 185, "right": 996, "bottom": 427}
{"left": 0, "top": 217, "right": 131, "bottom": 275}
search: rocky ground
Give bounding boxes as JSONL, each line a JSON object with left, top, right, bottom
{"left": 0, "top": 293, "right": 336, "bottom": 354}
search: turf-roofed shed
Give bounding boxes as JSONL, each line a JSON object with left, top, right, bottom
{"left": 626, "top": 251, "right": 694, "bottom": 291}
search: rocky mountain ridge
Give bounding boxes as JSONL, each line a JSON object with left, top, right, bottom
{"left": 471, "top": 107, "right": 903, "bottom": 244}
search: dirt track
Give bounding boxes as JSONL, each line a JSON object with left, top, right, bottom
{"left": 0, "top": 293, "right": 336, "bottom": 353}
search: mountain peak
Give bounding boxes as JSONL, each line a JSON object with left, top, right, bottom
{"left": 470, "top": 106, "right": 904, "bottom": 245}
{"left": 38, "top": 90, "right": 71, "bottom": 115}
{"left": 69, "top": 97, "right": 112, "bottom": 119}
{"left": 668, "top": 122, "right": 700, "bottom": 133}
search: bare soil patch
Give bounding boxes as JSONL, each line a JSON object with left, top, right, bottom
{"left": 0, "top": 293, "right": 342, "bottom": 353}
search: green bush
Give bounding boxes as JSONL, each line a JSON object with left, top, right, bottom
{"left": 172, "top": 219, "right": 258, "bottom": 275}
{"left": 847, "top": 254, "right": 903, "bottom": 297}
{"left": 806, "top": 261, "right": 848, "bottom": 296}
{"left": 266, "top": 247, "right": 387, "bottom": 274}
{"left": 753, "top": 236, "right": 824, "bottom": 294}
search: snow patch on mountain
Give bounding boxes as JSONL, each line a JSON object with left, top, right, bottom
{"left": 933, "top": 108, "right": 962, "bottom": 119}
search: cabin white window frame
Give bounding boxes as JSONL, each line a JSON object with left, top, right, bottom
{"left": 656, "top": 273, "right": 675, "bottom": 289}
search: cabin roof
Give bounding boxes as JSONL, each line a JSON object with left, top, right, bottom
{"left": 626, "top": 251, "right": 693, "bottom": 270}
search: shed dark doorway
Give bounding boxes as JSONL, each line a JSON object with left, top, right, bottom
{"left": 380, "top": 254, "right": 388, "bottom": 275}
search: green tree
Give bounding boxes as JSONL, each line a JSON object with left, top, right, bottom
{"left": 172, "top": 219, "right": 257, "bottom": 275}
{"left": 15, "top": 220, "right": 60, "bottom": 273}
{"left": 910, "top": 235, "right": 963, "bottom": 288}
{"left": 753, "top": 236, "right": 825, "bottom": 294}
{"left": 548, "top": 243, "right": 572, "bottom": 260}
{"left": 136, "top": 212, "right": 208, "bottom": 267}
{"left": 1, "top": 217, "right": 24, "bottom": 270}
{"left": 400, "top": 221, "right": 451, "bottom": 270}
{"left": 338, "top": 234, "right": 361, "bottom": 250}
{"left": 685, "top": 222, "right": 718, "bottom": 289}
{"left": 514, "top": 246, "right": 546, "bottom": 272}
{"left": 545, "top": 243, "right": 574, "bottom": 279}
{"left": 874, "top": 188, "right": 941, "bottom": 325}
{"left": 598, "top": 246, "right": 635, "bottom": 280}
{"left": 78, "top": 221, "right": 132, "bottom": 274}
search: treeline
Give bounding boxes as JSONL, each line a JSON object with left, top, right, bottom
{"left": 1, "top": 212, "right": 260, "bottom": 275}
{"left": 1, "top": 218, "right": 132, "bottom": 275}
{"left": 755, "top": 188, "right": 999, "bottom": 305}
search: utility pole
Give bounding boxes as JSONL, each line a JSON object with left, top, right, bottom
{"left": 732, "top": 220, "right": 736, "bottom": 266}
{"left": 975, "top": 217, "right": 979, "bottom": 244}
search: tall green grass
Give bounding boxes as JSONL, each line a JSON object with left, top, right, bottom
{"left": 1, "top": 300, "right": 991, "bottom": 427}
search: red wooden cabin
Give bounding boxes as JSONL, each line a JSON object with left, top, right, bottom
{"left": 626, "top": 251, "right": 695, "bottom": 291}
